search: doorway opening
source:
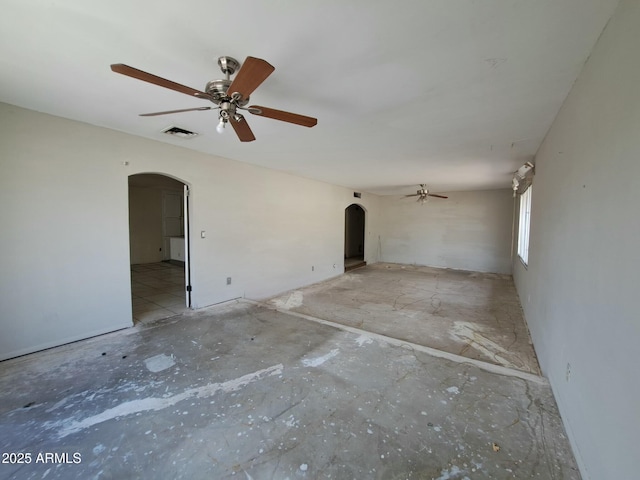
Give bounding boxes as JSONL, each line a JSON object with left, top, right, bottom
{"left": 344, "top": 204, "right": 366, "bottom": 271}
{"left": 128, "top": 173, "right": 191, "bottom": 324}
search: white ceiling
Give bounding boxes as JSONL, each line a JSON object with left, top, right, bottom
{"left": 0, "top": 0, "right": 619, "bottom": 195}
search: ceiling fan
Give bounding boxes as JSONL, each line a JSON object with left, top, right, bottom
{"left": 405, "top": 185, "right": 448, "bottom": 204}
{"left": 110, "top": 56, "right": 317, "bottom": 142}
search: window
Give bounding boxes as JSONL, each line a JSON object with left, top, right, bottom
{"left": 517, "top": 186, "right": 532, "bottom": 265}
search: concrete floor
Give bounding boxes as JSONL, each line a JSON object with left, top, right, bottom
{"left": 0, "top": 267, "right": 579, "bottom": 479}
{"left": 269, "top": 263, "right": 540, "bottom": 375}
{"left": 344, "top": 256, "right": 366, "bottom": 271}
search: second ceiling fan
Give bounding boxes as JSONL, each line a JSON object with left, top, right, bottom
{"left": 405, "top": 185, "right": 448, "bottom": 204}
{"left": 111, "top": 56, "right": 317, "bottom": 142}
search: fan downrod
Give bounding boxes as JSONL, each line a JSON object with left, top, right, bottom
{"left": 217, "top": 56, "right": 240, "bottom": 76}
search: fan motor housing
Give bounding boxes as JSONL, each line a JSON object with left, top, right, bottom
{"left": 205, "top": 79, "right": 249, "bottom": 106}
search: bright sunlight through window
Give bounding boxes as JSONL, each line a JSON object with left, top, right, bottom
{"left": 518, "top": 186, "right": 532, "bottom": 265}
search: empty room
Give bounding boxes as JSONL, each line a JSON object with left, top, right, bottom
{"left": 0, "top": 1, "right": 637, "bottom": 479}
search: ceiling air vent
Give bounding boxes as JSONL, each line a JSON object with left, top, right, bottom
{"left": 162, "top": 126, "right": 198, "bottom": 139}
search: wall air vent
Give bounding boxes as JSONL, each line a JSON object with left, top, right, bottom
{"left": 162, "top": 126, "right": 199, "bottom": 139}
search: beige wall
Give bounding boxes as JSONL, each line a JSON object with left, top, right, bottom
{"left": 128, "top": 175, "right": 185, "bottom": 265}
{"left": 128, "top": 186, "right": 163, "bottom": 264}
{"left": 0, "top": 102, "right": 380, "bottom": 360}
{"left": 379, "top": 189, "right": 514, "bottom": 274}
{"left": 513, "top": 0, "right": 639, "bottom": 477}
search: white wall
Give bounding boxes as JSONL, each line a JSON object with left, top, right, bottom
{"left": 513, "top": 0, "right": 639, "bottom": 477}
{"left": 379, "top": 189, "right": 513, "bottom": 274}
{"left": 0, "top": 103, "right": 380, "bottom": 360}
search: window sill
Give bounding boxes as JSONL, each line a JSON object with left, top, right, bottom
{"left": 518, "top": 256, "right": 528, "bottom": 270}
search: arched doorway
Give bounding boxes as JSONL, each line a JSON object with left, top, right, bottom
{"left": 128, "top": 173, "right": 191, "bottom": 324}
{"left": 344, "top": 204, "right": 366, "bottom": 271}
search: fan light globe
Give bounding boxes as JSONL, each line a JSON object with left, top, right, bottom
{"left": 216, "top": 118, "right": 225, "bottom": 134}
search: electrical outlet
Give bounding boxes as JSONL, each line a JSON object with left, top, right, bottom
{"left": 226, "top": 277, "right": 231, "bottom": 285}
{"left": 566, "top": 363, "right": 571, "bottom": 382}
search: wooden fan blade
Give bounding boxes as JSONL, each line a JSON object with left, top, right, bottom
{"left": 230, "top": 116, "right": 256, "bottom": 142}
{"left": 111, "top": 64, "right": 207, "bottom": 98}
{"left": 227, "top": 57, "right": 275, "bottom": 101}
{"left": 140, "top": 107, "right": 215, "bottom": 117}
{"left": 249, "top": 106, "right": 317, "bottom": 127}
{"left": 404, "top": 194, "right": 419, "bottom": 197}
{"left": 427, "top": 194, "right": 448, "bottom": 199}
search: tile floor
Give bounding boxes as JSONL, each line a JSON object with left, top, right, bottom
{"left": 131, "top": 262, "right": 188, "bottom": 324}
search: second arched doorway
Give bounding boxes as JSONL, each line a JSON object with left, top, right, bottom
{"left": 344, "top": 204, "right": 366, "bottom": 271}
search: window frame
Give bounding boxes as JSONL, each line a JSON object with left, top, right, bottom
{"left": 517, "top": 185, "right": 532, "bottom": 266}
